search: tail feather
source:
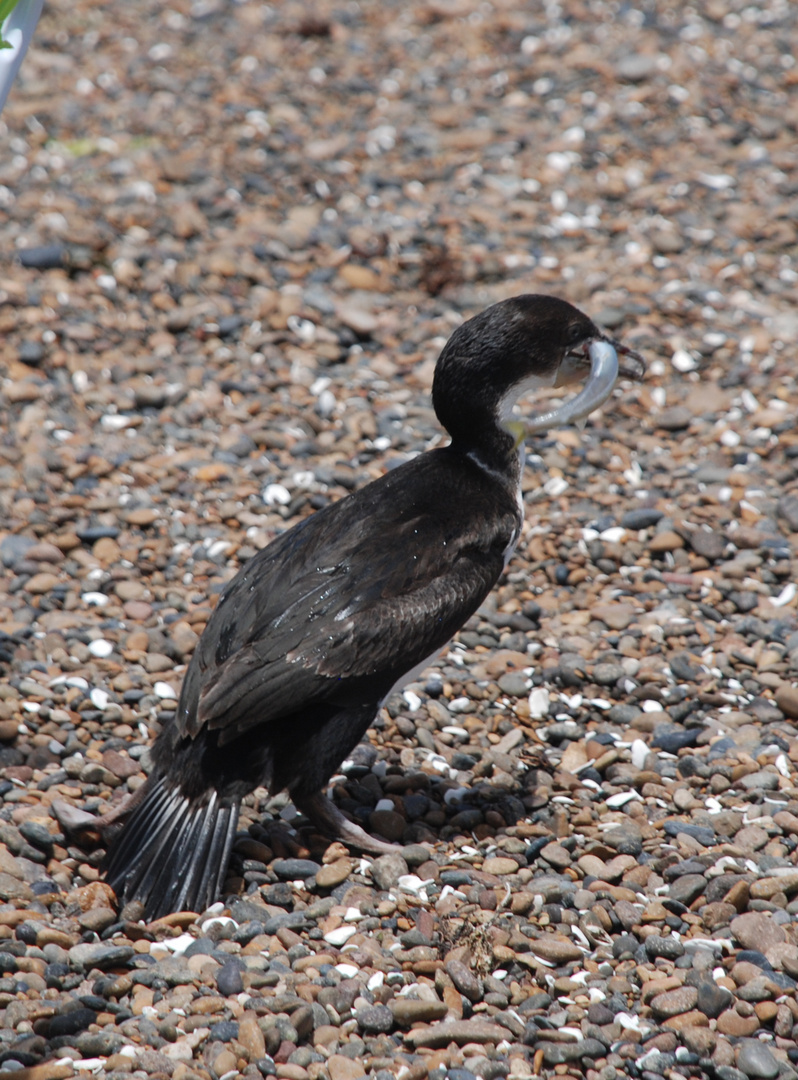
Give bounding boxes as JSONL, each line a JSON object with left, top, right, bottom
{"left": 110, "top": 781, "right": 176, "bottom": 866}
{"left": 175, "top": 800, "right": 237, "bottom": 916}
{"left": 123, "top": 793, "right": 192, "bottom": 903}
{"left": 172, "top": 794, "right": 230, "bottom": 913}
{"left": 103, "top": 777, "right": 240, "bottom": 920}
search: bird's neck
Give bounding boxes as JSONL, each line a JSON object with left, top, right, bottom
{"left": 446, "top": 419, "right": 524, "bottom": 491}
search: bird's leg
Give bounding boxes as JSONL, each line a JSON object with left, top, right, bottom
{"left": 52, "top": 780, "right": 151, "bottom": 841}
{"left": 291, "top": 790, "right": 402, "bottom": 856}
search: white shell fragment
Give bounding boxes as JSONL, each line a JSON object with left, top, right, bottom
{"left": 89, "top": 688, "right": 110, "bottom": 710}
{"left": 324, "top": 925, "right": 357, "bottom": 946}
{"left": 671, "top": 348, "right": 697, "bottom": 372}
{"left": 528, "top": 687, "right": 550, "bottom": 719}
{"left": 88, "top": 639, "right": 114, "bottom": 658}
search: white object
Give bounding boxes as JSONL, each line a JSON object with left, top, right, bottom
{"left": 88, "top": 639, "right": 114, "bottom": 658}
{"left": 0, "top": 0, "right": 44, "bottom": 113}
{"left": 324, "top": 925, "right": 357, "bottom": 946}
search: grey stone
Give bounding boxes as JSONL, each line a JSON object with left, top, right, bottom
{"left": 0, "top": 535, "right": 37, "bottom": 569}
{"left": 778, "top": 494, "right": 798, "bottom": 533}
{"left": 263, "top": 911, "right": 310, "bottom": 934}
{"left": 356, "top": 1004, "right": 394, "bottom": 1034}
{"left": 67, "top": 943, "right": 135, "bottom": 970}
{"left": 688, "top": 529, "right": 727, "bottom": 560}
{"left": 696, "top": 977, "right": 732, "bottom": 1019}
{"left": 445, "top": 957, "right": 483, "bottom": 1003}
{"left": 497, "top": 672, "right": 529, "bottom": 696}
{"left": 271, "top": 857, "right": 322, "bottom": 879}
{"left": 48, "top": 1008, "right": 97, "bottom": 1038}
{"left": 157, "top": 957, "right": 195, "bottom": 987}
{"left": 737, "top": 1039, "right": 780, "bottom": 1079}
{"left": 645, "top": 935, "right": 685, "bottom": 960}
{"left": 74, "top": 1031, "right": 124, "bottom": 1056}
{"left": 216, "top": 958, "right": 244, "bottom": 996}
{"left": 541, "top": 1038, "right": 608, "bottom": 1064}
{"left": 370, "top": 852, "right": 409, "bottom": 890}
{"left": 592, "top": 662, "right": 624, "bottom": 686}
{"left": 739, "top": 771, "right": 779, "bottom": 791}
{"left": 621, "top": 509, "right": 664, "bottom": 530}
{"left": 667, "top": 873, "right": 707, "bottom": 905}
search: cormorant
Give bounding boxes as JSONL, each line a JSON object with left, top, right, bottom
{"left": 97, "top": 294, "right": 643, "bottom": 918}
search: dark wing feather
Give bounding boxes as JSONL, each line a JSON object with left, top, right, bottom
{"left": 200, "top": 542, "right": 504, "bottom": 744}
{"left": 174, "top": 449, "right": 520, "bottom": 745}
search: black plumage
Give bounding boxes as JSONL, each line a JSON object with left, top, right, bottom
{"left": 102, "top": 294, "right": 643, "bottom": 918}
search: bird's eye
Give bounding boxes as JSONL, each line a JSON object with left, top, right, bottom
{"left": 565, "top": 323, "right": 586, "bottom": 345}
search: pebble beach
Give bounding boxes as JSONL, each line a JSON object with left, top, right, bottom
{"left": 1, "top": 2, "right": 798, "bottom": 1080}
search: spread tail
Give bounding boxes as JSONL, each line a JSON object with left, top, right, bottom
{"left": 103, "top": 777, "right": 239, "bottom": 921}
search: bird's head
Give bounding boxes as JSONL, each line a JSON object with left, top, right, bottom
{"left": 432, "top": 294, "right": 644, "bottom": 451}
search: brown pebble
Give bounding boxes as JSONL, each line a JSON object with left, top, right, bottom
{"left": 312, "top": 1024, "right": 340, "bottom": 1048}
{"left": 148, "top": 911, "right": 200, "bottom": 930}
{"left": 591, "top": 602, "right": 637, "bottom": 630}
{"left": 327, "top": 1054, "right": 367, "bottom": 1080}
{"left": 238, "top": 1014, "right": 267, "bottom": 1060}
{"left": 442, "top": 983, "right": 463, "bottom": 1017}
{"left": 649, "top": 986, "right": 698, "bottom": 1019}
{"left": 124, "top": 507, "right": 160, "bottom": 526}
{"left": 315, "top": 858, "right": 354, "bottom": 888}
{"left": 101, "top": 748, "right": 140, "bottom": 779}
{"left": 68, "top": 881, "right": 117, "bottom": 911}
{"left": 276, "top": 1066, "right": 309, "bottom": 1080}
{"left": 750, "top": 871, "right": 798, "bottom": 899}
{"left": 754, "top": 1000, "right": 779, "bottom": 1024}
{"left": 715, "top": 1009, "right": 759, "bottom": 1037}
{"left": 389, "top": 998, "right": 448, "bottom": 1026}
{"left": 649, "top": 531, "right": 685, "bottom": 553}
{"left": 404, "top": 1019, "right": 510, "bottom": 1048}
{"left": 724, "top": 880, "right": 750, "bottom": 912}
{"left": 444, "top": 957, "right": 482, "bottom": 1003}
{"left": 25, "top": 572, "right": 61, "bottom": 594}
{"left": 0, "top": 719, "right": 19, "bottom": 741}
{"left": 0, "top": 872, "right": 33, "bottom": 902}
{"left": 211, "top": 1049, "right": 238, "bottom": 1076}
{"left": 482, "top": 856, "right": 520, "bottom": 876}
{"left": 105, "top": 1052, "right": 135, "bottom": 1072}
{"left": 775, "top": 683, "right": 798, "bottom": 719}
{"left": 93, "top": 536, "right": 121, "bottom": 563}
{"left": 730, "top": 911, "right": 786, "bottom": 951}
{"left": 78, "top": 906, "right": 118, "bottom": 933}
{"left": 679, "top": 1027, "right": 717, "bottom": 1056}
{"left": 661, "top": 1009, "right": 709, "bottom": 1031}
{"left": 526, "top": 937, "right": 584, "bottom": 964}
{"left": 36, "top": 928, "right": 74, "bottom": 948}
{"left": 6, "top": 1066, "right": 75, "bottom": 1080}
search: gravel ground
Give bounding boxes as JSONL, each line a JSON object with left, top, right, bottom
{"left": 1, "top": 2, "right": 798, "bottom": 1080}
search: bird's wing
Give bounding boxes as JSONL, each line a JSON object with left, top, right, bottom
{"left": 195, "top": 536, "right": 506, "bottom": 745}
{"left": 172, "top": 454, "right": 519, "bottom": 745}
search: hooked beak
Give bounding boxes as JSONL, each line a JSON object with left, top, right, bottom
{"left": 506, "top": 334, "right": 645, "bottom": 442}
{"left": 555, "top": 334, "right": 646, "bottom": 387}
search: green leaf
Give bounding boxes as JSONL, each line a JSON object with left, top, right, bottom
{"left": 0, "top": 0, "right": 21, "bottom": 51}
{"left": 0, "top": 0, "right": 21, "bottom": 21}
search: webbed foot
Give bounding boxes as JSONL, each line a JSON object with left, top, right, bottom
{"left": 291, "top": 790, "right": 402, "bottom": 856}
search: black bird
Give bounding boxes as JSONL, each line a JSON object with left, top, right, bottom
{"left": 97, "top": 294, "right": 643, "bottom": 918}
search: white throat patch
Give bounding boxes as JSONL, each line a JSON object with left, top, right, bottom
{"left": 498, "top": 371, "right": 558, "bottom": 421}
